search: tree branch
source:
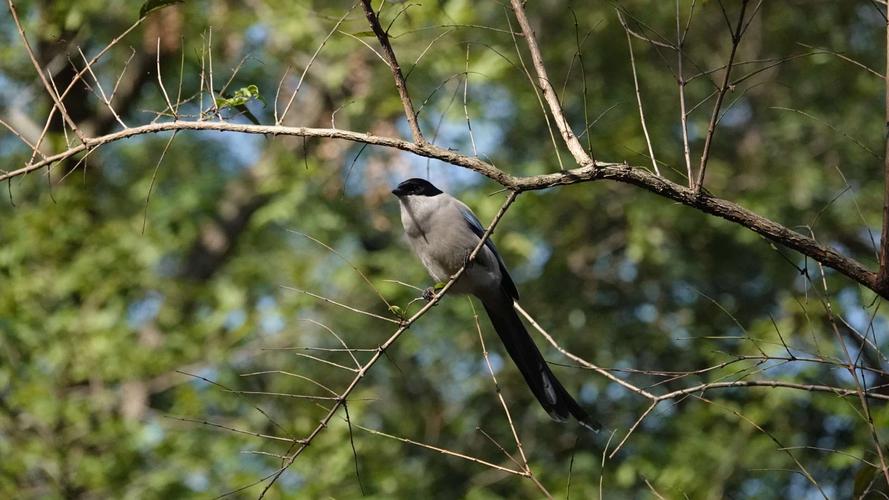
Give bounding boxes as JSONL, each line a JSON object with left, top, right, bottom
{"left": 3, "top": 119, "right": 881, "bottom": 298}
{"left": 509, "top": 0, "right": 592, "bottom": 166}
{"left": 360, "top": 0, "right": 425, "bottom": 144}
{"left": 694, "top": 0, "right": 749, "bottom": 192}
{"left": 8, "top": 0, "right": 85, "bottom": 143}
{"left": 619, "top": 10, "right": 660, "bottom": 176}
{"left": 878, "top": 0, "right": 889, "bottom": 295}
{"left": 256, "top": 190, "right": 520, "bottom": 498}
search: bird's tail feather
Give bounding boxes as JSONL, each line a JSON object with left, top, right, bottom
{"left": 481, "top": 295, "right": 600, "bottom": 432}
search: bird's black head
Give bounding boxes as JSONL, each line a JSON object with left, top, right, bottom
{"left": 391, "top": 178, "right": 443, "bottom": 197}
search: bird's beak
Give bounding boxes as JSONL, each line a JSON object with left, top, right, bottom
{"left": 391, "top": 186, "right": 406, "bottom": 197}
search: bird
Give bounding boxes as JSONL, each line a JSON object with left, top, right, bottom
{"left": 392, "top": 177, "right": 599, "bottom": 432}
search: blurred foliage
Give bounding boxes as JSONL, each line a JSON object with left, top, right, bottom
{"left": 1, "top": 0, "right": 889, "bottom": 498}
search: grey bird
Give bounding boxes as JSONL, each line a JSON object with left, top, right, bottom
{"left": 392, "top": 178, "right": 599, "bottom": 432}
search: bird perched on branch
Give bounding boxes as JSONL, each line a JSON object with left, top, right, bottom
{"left": 392, "top": 177, "right": 599, "bottom": 432}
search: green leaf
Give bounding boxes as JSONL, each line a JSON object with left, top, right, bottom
{"left": 139, "top": 0, "right": 184, "bottom": 18}
{"left": 433, "top": 282, "right": 445, "bottom": 290}
{"left": 349, "top": 31, "right": 376, "bottom": 38}
{"left": 388, "top": 305, "right": 405, "bottom": 320}
{"left": 215, "top": 84, "right": 265, "bottom": 110}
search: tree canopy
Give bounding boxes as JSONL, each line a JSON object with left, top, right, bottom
{"left": 2, "top": 0, "right": 889, "bottom": 498}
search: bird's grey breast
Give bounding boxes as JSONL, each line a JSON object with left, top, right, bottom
{"left": 399, "top": 195, "right": 481, "bottom": 283}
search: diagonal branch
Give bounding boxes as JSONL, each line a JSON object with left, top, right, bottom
{"left": 878, "top": 0, "right": 889, "bottom": 296}
{"left": 8, "top": 0, "right": 85, "bottom": 143}
{"left": 619, "top": 10, "right": 660, "bottom": 176}
{"left": 360, "top": 0, "right": 425, "bottom": 144}
{"left": 2, "top": 119, "right": 882, "bottom": 299}
{"left": 694, "top": 0, "right": 750, "bottom": 193}
{"left": 509, "top": 0, "right": 592, "bottom": 166}
{"left": 254, "top": 190, "right": 520, "bottom": 498}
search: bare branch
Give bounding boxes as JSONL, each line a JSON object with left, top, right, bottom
{"left": 505, "top": 10, "right": 564, "bottom": 170}
{"left": 677, "top": 0, "right": 695, "bottom": 184}
{"left": 77, "top": 48, "right": 127, "bottom": 129}
{"left": 619, "top": 11, "right": 660, "bottom": 176}
{"left": 469, "top": 301, "right": 541, "bottom": 484}
{"left": 164, "top": 415, "right": 300, "bottom": 444}
{"left": 2, "top": 119, "right": 882, "bottom": 298}
{"left": 694, "top": 0, "right": 750, "bottom": 192}
{"left": 878, "top": 0, "right": 889, "bottom": 297}
{"left": 354, "top": 424, "right": 525, "bottom": 476}
{"left": 360, "top": 0, "right": 425, "bottom": 143}
{"left": 514, "top": 302, "right": 657, "bottom": 400}
{"left": 278, "top": 4, "right": 356, "bottom": 125}
{"left": 657, "top": 380, "right": 889, "bottom": 402}
{"left": 255, "top": 190, "right": 521, "bottom": 497}
{"left": 509, "top": 0, "right": 592, "bottom": 167}
{"left": 7, "top": 0, "right": 85, "bottom": 142}
{"left": 156, "top": 38, "right": 175, "bottom": 117}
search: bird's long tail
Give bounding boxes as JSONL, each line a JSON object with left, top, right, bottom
{"left": 481, "top": 295, "right": 600, "bottom": 432}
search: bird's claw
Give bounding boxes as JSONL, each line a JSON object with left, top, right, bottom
{"left": 462, "top": 251, "right": 474, "bottom": 268}
{"left": 422, "top": 287, "right": 437, "bottom": 302}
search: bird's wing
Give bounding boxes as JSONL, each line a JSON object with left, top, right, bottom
{"left": 458, "top": 204, "right": 519, "bottom": 301}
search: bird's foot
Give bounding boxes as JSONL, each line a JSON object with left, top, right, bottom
{"left": 462, "top": 250, "right": 475, "bottom": 268}
{"left": 422, "top": 287, "right": 437, "bottom": 302}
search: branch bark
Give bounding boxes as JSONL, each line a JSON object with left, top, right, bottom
{"left": 3, "top": 119, "right": 881, "bottom": 298}
{"left": 360, "top": 0, "right": 425, "bottom": 144}
{"left": 509, "top": 0, "right": 592, "bottom": 167}
{"left": 878, "top": 0, "right": 889, "bottom": 295}
{"left": 694, "top": 0, "right": 749, "bottom": 193}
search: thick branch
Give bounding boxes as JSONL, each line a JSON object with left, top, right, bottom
{"left": 3, "top": 119, "right": 880, "bottom": 298}
{"left": 360, "top": 0, "right": 425, "bottom": 144}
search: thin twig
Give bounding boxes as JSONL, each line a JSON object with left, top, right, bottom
{"left": 254, "top": 191, "right": 521, "bottom": 498}
{"left": 142, "top": 131, "right": 177, "bottom": 234}
{"left": 694, "top": 0, "right": 750, "bottom": 192}
{"left": 278, "top": 3, "right": 357, "bottom": 125}
{"left": 355, "top": 424, "right": 525, "bottom": 476}
{"left": 165, "top": 415, "right": 299, "bottom": 443}
{"left": 463, "top": 44, "right": 478, "bottom": 156}
{"left": 677, "top": 0, "right": 695, "bottom": 184}
{"left": 287, "top": 231, "right": 393, "bottom": 311}
{"left": 157, "top": 37, "right": 176, "bottom": 117}
{"left": 469, "top": 300, "right": 537, "bottom": 485}
{"left": 77, "top": 47, "right": 127, "bottom": 129}
{"left": 515, "top": 302, "right": 656, "bottom": 400}
{"left": 207, "top": 28, "right": 217, "bottom": 119}
{"left": 8, "top": 0, "right": 85, "bottom": 143}
{"left": 609, "top": 401, "right": 658, "bottom": 458}
{"left": 296, "top": 318, "right": 362, "bottom": 369}
{"left": 281, "top": 286, "right": 400, "bottom": 324}
{"left": 619, "top": 11, "right": 660, "bottom": 176}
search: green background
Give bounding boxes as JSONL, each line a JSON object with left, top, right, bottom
{"left": 1, "top": 1, "right": 888, "bottom": 498}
